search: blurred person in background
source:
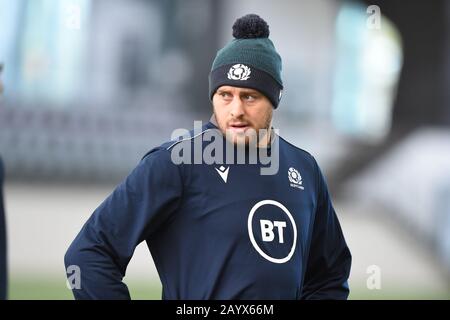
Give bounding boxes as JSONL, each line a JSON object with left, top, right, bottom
{"left": 65, "top": 14, "right": 351, "bottom": 300}
{"left": 0, "top": 155, "right": 6, "bottom": 300}
{"left": 0, "top": 63, "right": 3, "bottom": 96}
{"left": 0, "top": 62, "right": 7, "bottom": 299}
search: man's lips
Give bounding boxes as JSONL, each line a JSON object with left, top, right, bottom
{"left": 227, "top": 123, "right": 250, "bottom": 133}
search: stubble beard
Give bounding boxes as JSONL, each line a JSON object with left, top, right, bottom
{"left": 213, "top": 110, "right": 273, "bottom": 147}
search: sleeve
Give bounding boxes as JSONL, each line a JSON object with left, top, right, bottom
{"left": 300, "top": 158, "right": 352, "bottom": 300}
{"left": 64, "top": 149, "right": 183, "bottom": 300}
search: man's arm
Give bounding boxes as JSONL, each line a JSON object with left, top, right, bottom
{"left": 64, "top": 149, "right": 182, "bottom": 299}
{"left": 300, "top": 158, "right": 352, "bottom": 300}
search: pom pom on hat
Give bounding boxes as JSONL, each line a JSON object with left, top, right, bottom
{"left": 232, "top": 14, "right": 270, "bottom": 39}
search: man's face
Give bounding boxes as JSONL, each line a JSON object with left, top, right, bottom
{"left": 212, "top": 86, "right": 273, "bottom": 146}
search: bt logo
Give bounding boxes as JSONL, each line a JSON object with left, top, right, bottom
{"left": 248, "top": 200, "right": 297, "bottom": 264}
{"left": 260, "top": 220, "right": 287, "bottom": 243}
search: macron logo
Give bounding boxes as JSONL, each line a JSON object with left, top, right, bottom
{"left": 215, "top": 166, "right": 229, "bottom": 183}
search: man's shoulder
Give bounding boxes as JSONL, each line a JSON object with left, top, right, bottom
{"left": 140, "top": 144, "right": 171, "bottom": 162}
{"left": 130, "top": 143, "right": 179, "bottom": 180}
{"left": 278, "top": 135, "right": 316, "bottom": 164}
{"left": 140, "top": 124, "right": 215, "bottom": 163}
{"left": 143, "top": 124, "right": 217, "bottom": 158}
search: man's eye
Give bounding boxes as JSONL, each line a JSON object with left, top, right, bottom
{"left": 244, "top": 95, "right": 256, "bottom": 101}
{"left": 220, "top": 92, "right": 231, "bottom": 98}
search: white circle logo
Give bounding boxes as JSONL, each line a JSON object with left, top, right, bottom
{"left": 247, "top": 199, "right": 297, "bottom": 264}
{"left": 227, "top": 64, "right": 251, "bottom": 80}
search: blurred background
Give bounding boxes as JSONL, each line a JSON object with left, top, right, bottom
{"left": 0, "top": 0, "right": 449, "bottom": 299}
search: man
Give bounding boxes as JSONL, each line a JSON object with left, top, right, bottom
{"left": 65, "top": 14, "right": 351, "bottom": 300}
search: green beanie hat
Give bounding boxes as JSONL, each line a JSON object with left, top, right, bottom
{"left": 209, "top": 14, "right": 283, "bottom": 108}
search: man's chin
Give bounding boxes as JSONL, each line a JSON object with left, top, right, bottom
{"left": 230, "top": 136, "right": 249, "bottom": 146}
{"left": 225, "top": 132, "right": 258, "bottom": 147}
{"left": 218, "top": 125, "right": 261, "bottom": 146}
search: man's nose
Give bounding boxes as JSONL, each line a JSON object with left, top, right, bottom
{"left": 230, "top": 97, "right": 245, "bottom": 118}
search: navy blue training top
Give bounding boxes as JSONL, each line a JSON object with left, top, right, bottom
{"left": 65, "top": 121, "right": 351, "bottom": 300}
